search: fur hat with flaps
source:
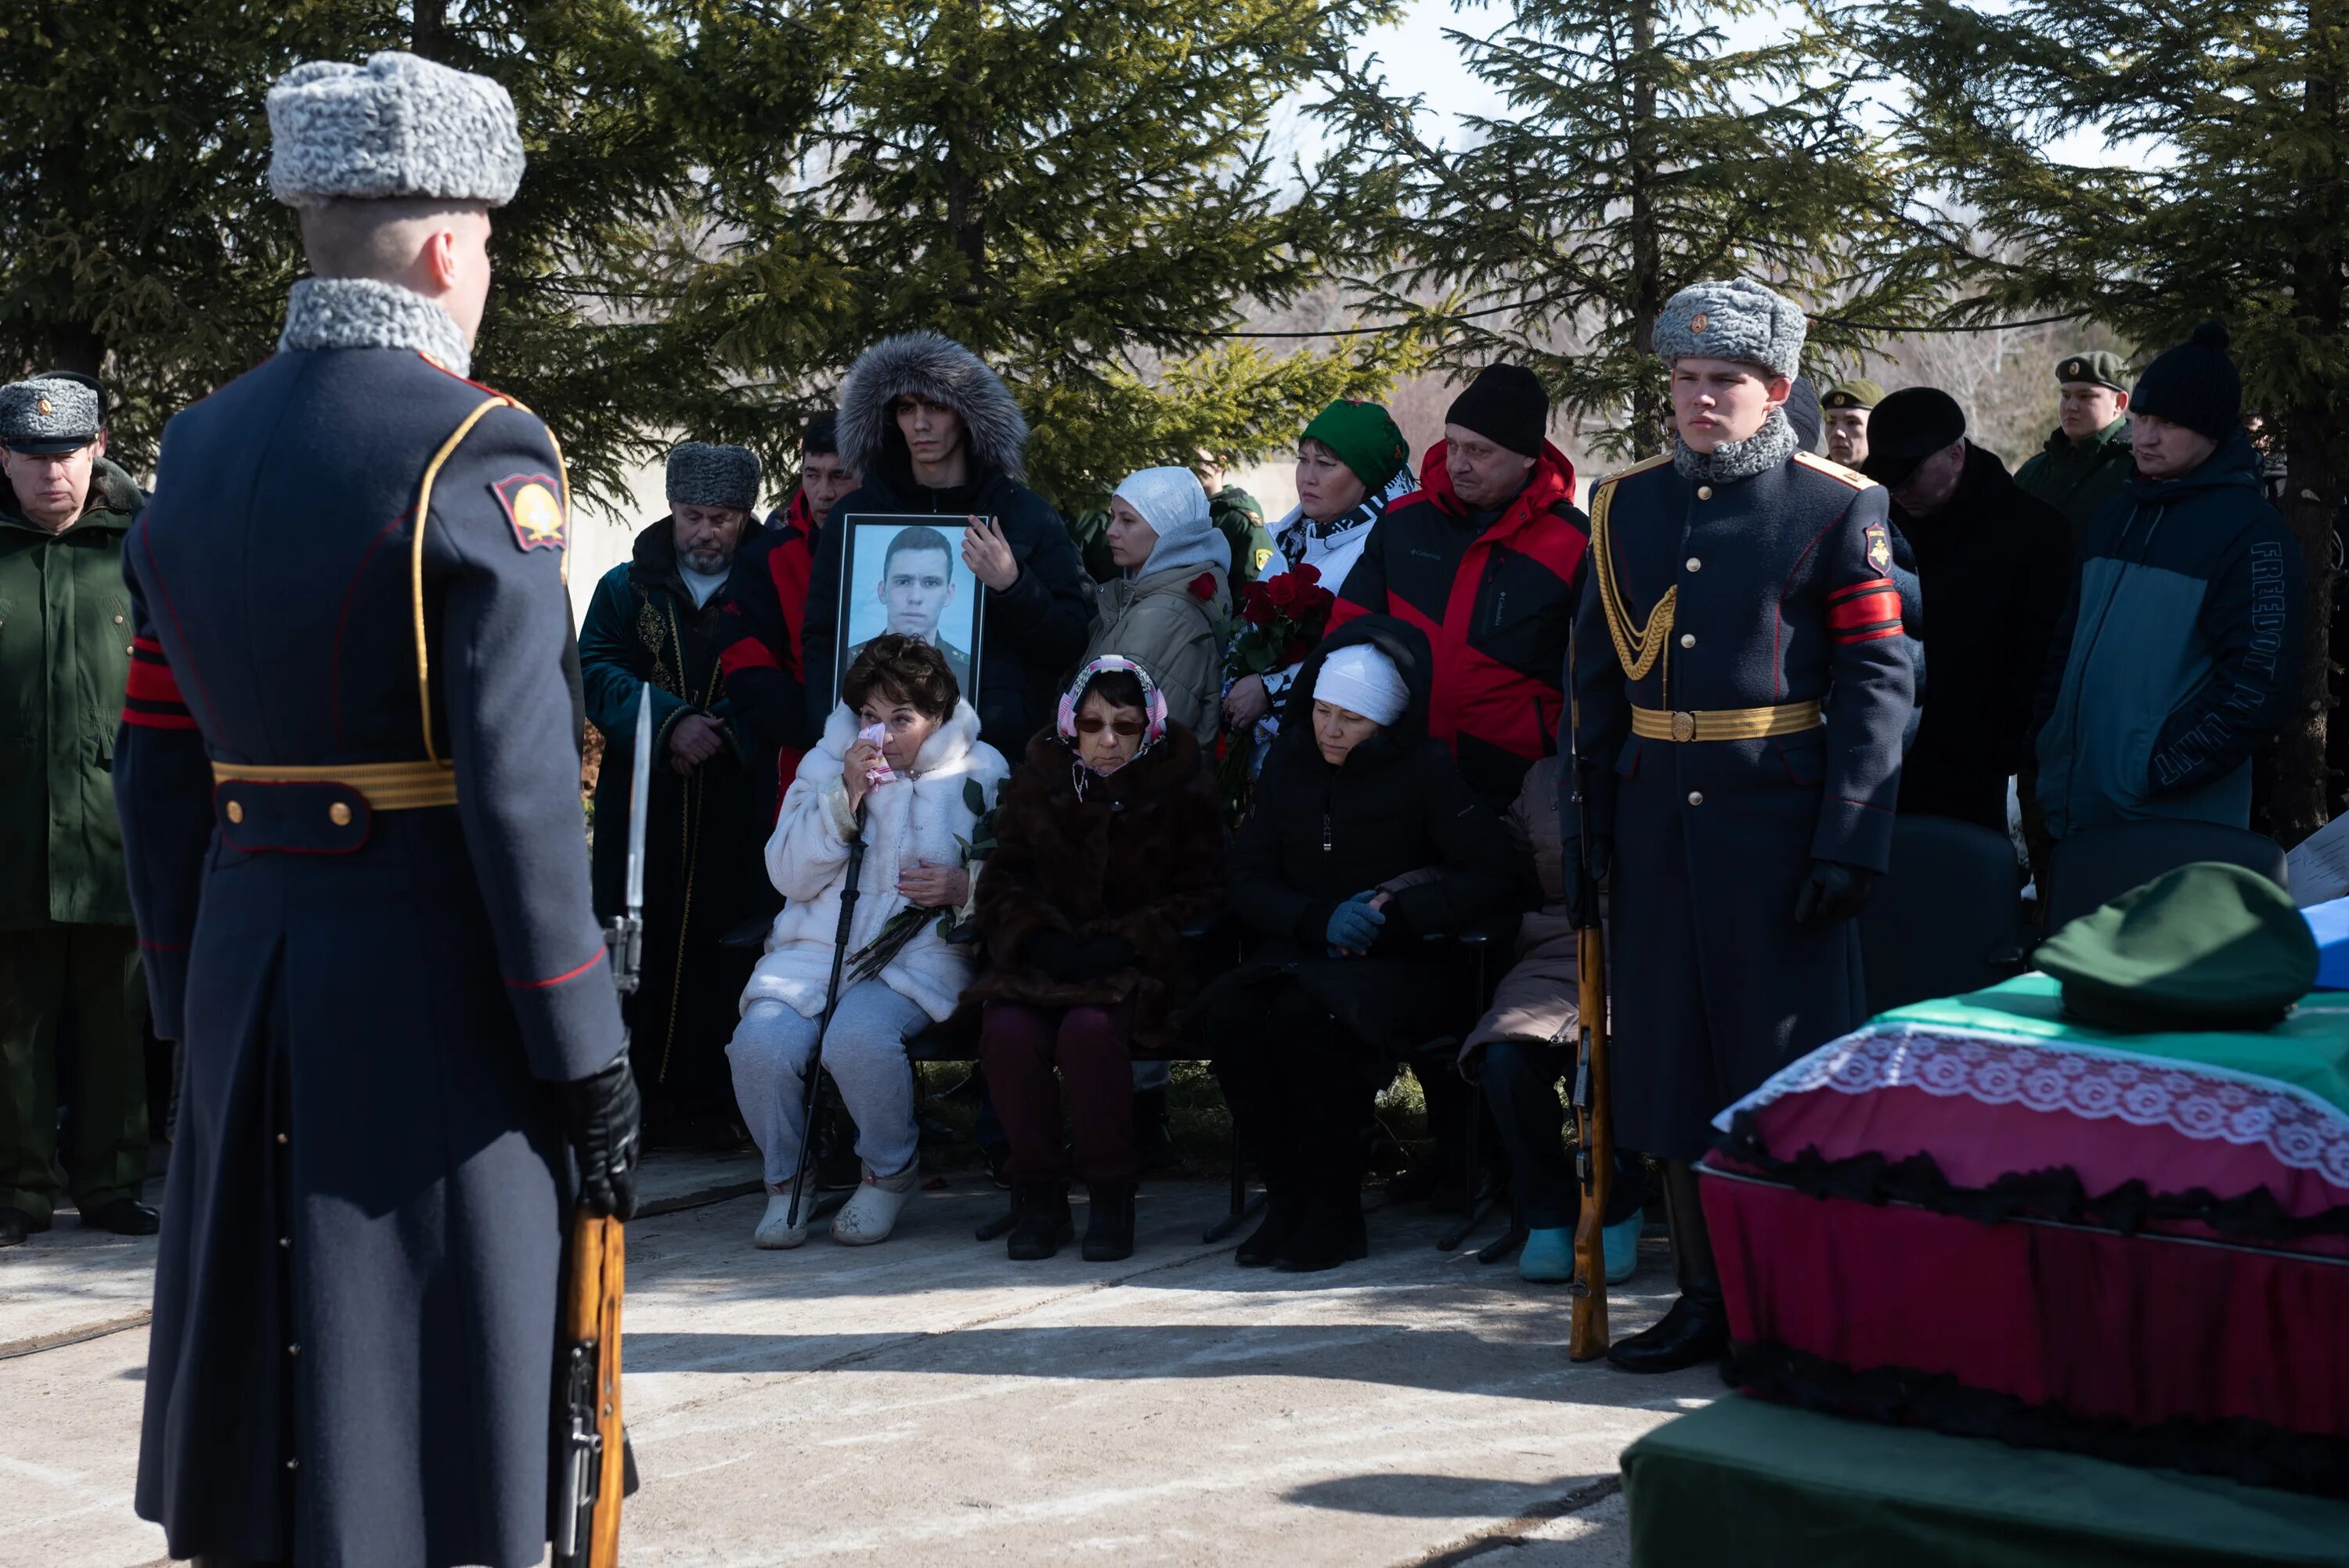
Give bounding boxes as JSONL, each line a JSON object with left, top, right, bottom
{"left": 1654, "top": 278, "right": 1807, "bottom": 380}
{"left": 267, "top": 52, "right": 525, "bottom": 208}
{"left": 837, "top": 331, "right": 1032, "bottom": 482}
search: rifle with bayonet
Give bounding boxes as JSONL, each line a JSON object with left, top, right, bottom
{"left": 1567, "top": 687, "right": 1615, "bottom": 1361}
{"left": 555, "top": 685, "right": 651, "bottom": 1568}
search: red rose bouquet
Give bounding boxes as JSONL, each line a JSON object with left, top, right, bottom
{"left": 1212, "top": 562, "right": 1337, "bottom": 818}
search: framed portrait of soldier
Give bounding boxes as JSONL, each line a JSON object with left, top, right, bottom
{"left": 836, "top": 514, "right": 987, "bottom": 701}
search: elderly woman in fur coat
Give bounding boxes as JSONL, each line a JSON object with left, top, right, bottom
{"left": 962, "top": 658, "right": 1226, "bottom": 1263}
{"left": 727, "top": 636, "right": 1008, "bottom": 1250}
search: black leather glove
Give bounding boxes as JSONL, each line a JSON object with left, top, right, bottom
{"left": 558, "top": 1053, "right": 643, "bottom": 1220}
{"left": 1074, "top": 932, "right": 1138, "bottom": 978}
{"left": 1793, "top": 860, "right": 1877, "bottom": 929}
{"left": 1022, "top": 928, "right": 1088, "bottom": 982}
{"left": 1568, "top": 834, "right": 1612, "bottom": 928}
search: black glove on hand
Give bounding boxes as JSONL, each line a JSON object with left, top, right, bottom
{"left": 1075, "top": 932, "right": 1138, "bottom": 978}
{"left": 1793, "top": 860, "right": 1877, "bottom": 928}
{"left": 1022, "top": 928, "right": 1089, "bottom": 982}
{"left": 559, "top": 1053, "right": 643, "bottom": 1220}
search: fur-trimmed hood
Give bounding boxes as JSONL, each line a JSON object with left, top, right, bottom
{"left": 837, "top": 331, "right": 1031, "bottom": 485}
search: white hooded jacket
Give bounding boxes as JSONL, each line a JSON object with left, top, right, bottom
{"left": 742, "top": 700, "right": 1009, "bottom": 1023}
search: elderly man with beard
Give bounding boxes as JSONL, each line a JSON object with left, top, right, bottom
{"left": 580, "top": 441, "right": 794, "bottom": 1147}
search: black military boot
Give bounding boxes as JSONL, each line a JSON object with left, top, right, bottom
{"left": 1081, "top": 1181, "right": 1137, "bottom": 1262}
{"left": 1607, "top": 1160, "right": 1728, "bottom": 1373}
{"left": 1235, "top": 1181, "right": 1307, "bottom": 1267}
{"left": 1005, "top": 1181, "right": 1073, "bottom": 1261}
{"left": 0, "top": 1206, "right": 38, "bottom": 1248}
{"left": 81, "top": 1198, "right": 161, "bottom": 1235}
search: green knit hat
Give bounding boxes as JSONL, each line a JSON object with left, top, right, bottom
{"left": 2037, "top": 862, "right": 2315, "bottom": 1033}
{"left": 1302, "top": 399, "right": 1410, "bottom": 492}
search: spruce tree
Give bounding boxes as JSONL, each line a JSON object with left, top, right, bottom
{"left": 1316, "top": 0, "right": 1937, "bottom": 459}
{"left": 0, "top": 0, "right": 817, "bottom": 502}
{"left": 1847, "top": 0, "right": 2344, "bottom": 838}
{"left": 670, "top": 0, "right": 1417, "bottom": 509}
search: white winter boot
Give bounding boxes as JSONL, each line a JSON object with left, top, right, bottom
{"left": 830, "top": 1162, "right": 919, "bottom": 1245}
{"left": 753, "top": 1182, "right": 824, "bottom": 1249}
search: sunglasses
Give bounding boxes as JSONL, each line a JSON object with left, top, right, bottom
{"left": 1075, "top": 716, "right": 1146, "bottom": 737}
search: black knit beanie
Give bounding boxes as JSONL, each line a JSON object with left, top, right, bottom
{"left": 2130, "top": 320, "right": 2241, "bottom": 441}
{"left": 1445, "top": 364, "right": 1550, "bottom": 458}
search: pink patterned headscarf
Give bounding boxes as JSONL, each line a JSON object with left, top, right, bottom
{"left": 1057, "top": 654, "right": 1168, "bottom": 772}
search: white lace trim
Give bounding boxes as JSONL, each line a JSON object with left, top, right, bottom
{"left": 1716, "top": 1022, "right": 2349, "bottom": 1190}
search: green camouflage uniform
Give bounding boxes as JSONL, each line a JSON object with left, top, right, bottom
{"left": 0, "top": 456, "right": 151, "bottom": 1224}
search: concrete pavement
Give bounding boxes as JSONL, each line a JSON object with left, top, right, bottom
{"left": 0, "top": 1162, "right": 1712, "bottom": 1566}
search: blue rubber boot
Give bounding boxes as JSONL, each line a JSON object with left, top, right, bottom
{"left": 1517, "top": 1225, "right": 1574, "bottom": 1282}
{"left": 1604, "top": 1213, "right": 1643, "bottom": 1284}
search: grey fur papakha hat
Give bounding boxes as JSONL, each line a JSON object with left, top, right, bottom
{"left": 0, "top": 377, "right": 104, "bottom": 454}
{"left": 1653, "top": 278, "right": 1808, "bottom": 380}
{"left": 666, "top": 443, "right": 761, "bottom": 511}
{"left": 267, "top": 52, "right": 526, "bottom": 209}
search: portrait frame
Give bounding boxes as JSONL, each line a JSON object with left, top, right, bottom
{"left": 835, "top": 514, "right": 987, "bottom": 708}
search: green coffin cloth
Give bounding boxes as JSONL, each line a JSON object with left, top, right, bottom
{"left": 1878, "top": 973, "right": 2349, "bottom": 1121}
{"left": 1622, "top": 1397, "right": 2349, "bottom": 1568}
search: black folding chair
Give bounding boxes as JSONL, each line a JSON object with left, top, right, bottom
{"left": 2043, "top": 819, "right": 2289, "bottom": 935}
{"left": 1856, "top": 814, "right": 2032, "bottom": 1015}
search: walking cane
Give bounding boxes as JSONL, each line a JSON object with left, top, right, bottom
{"left": 556, "top": 685, "right": 652, "bottom": 1568}
{"left": 786, "top": 792, "right": 869, "bottom": 1230}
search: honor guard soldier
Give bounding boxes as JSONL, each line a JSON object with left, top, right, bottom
{"left": 115, "top": 53, "right": 642, "bottom": 1568}
{"left": 1575, "top": 279, "right": 1913, "bottom": 1374}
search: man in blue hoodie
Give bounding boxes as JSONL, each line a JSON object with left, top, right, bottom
{"left": 2034, "top": 321, "right": 2305, "bottom": 843}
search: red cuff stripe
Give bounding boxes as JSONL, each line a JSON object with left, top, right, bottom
{"left": 1828, "top": 576, "right": 1896, "bottom": 604}
{"left": 1828, "top": 589, "right": 1902, "bottom": 630}
{"left": 718, "top": 637, "right": 783, "bottom": 676}
{"left": 125, "top": 659, "right": 188, "bottom": 705}
{"left": 132, "top": 635, "right": 164, "bottom": 654}
{"left": 1833, "top": 625, "right": 1907, "bottom": 644}
{"left": 505, "top": 946, "right": 608, "bottom": 990}
{"left": 121, "top": 708, "right": 201, "bottom": 730}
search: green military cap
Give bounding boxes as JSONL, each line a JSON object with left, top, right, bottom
{"left": 2055, "top": 350, "right": 2128, "bottom": 392}
{"left": 1820, "top": 379, "right": 1885, "bottom": 411}
{"left": 2037, "top": 862, "right": 2315, "bottom": 1033}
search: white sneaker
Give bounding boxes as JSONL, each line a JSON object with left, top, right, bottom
{"left": 753, "top": 1184, "right": 822, "bottom": 1249}
{"left": 831, "top": 1164, "right": 918, "bottom": 1245}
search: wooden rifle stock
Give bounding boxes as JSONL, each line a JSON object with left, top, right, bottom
{"left": 554, "top": 1209, "right": 626, "bottom": 1568}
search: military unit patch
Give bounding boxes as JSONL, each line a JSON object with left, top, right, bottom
{"left": 490, "top": 473, "right": 566, "bottom": 553}
{"left": 1865, "top": 521, "right": 1893, "bottom": 573}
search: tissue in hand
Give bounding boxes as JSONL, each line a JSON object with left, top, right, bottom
{"left": 857, "top": 722, "right": 897, "bottom": 785}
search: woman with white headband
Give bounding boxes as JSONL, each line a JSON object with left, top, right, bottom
{"left": 1197, "top": 616, "right": 1517, "bottom": 1274}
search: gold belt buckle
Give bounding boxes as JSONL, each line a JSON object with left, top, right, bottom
{"left": 1671, "top": 711, "right": 1697, "bottom": 743}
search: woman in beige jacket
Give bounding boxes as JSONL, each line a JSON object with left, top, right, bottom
{"left": 1084, "top": 466, "right": 1231, "bottom": 739}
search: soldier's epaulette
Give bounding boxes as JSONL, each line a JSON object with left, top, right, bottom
{"left": 1793, "top": 451, "right": 1873, "bottom": 490}
{"left": 1595, "top": 452, "right": 1673, "bottom": 492}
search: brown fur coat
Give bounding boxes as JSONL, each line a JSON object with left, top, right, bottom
{"left": 958, "top": 721, "right": 1226, "bottom": 1050}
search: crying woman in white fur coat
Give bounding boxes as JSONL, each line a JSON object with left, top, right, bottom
{"left": 727, "top": 635, "right": 1009, "bottom": 1250}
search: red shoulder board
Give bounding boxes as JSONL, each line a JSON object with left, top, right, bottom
{"left": 490, "top": 472, "right": 567, "bottom": 553}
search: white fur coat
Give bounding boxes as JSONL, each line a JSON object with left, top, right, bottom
{"left": 742, "top": 701, "right": 1009, "bottom": 1022}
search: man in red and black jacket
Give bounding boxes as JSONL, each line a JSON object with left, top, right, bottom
{"left": 1329, "top": 364, "right": 1590, "bottom": 813}
{"left": 719, "top": 416, "right": 860, "bottom": 807}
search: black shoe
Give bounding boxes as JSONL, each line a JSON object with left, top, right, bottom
{"left": 81, "top": 1199, "right": 160, "bottom": 1236}
{"left": 0, "top": 1206, "right": 39, "bottom": 1247}
{"left": 1005, "top": 1181, "right": 1073, "bottom": 1261}
{"left": 1605, "top": 1292, "right": 1728, "bottom": 1373}
{"left": 1233, "top": 1191, "right": 1306, "bottom": 1267}
{"left": 1273, "top": 1195, "right": 1369, "bottom": 1274}
{"left": 1081, "top": 1181, "right": 1137, "bottom": 1262}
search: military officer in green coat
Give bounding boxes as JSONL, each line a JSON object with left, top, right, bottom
{"left": 2014, "top": 350, "right": 2134, "bottom": 549}
{"left": 0, "top": 373, "right": 155, "bottom": 1246}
